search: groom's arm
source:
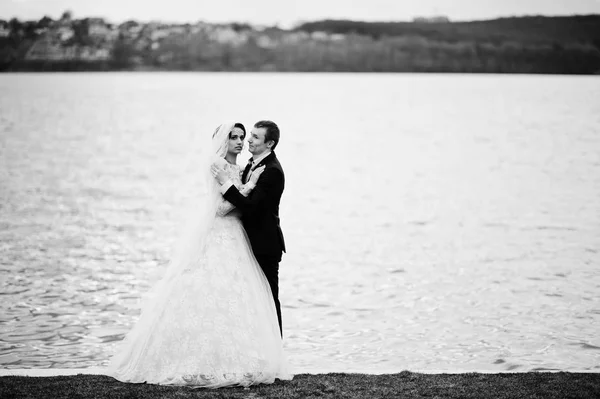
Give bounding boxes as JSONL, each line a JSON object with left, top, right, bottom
{"left": 221, "top": 168, "right": 282, "bottom": 215}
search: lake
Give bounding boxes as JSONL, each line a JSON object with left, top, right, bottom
{"left": 0, "top": 72, "right": 599, "bottom": 373}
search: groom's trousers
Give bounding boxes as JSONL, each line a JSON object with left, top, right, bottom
{"left": 255, "top": 255, "right": 282, "bottom": 338}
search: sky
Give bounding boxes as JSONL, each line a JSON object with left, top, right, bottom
{"left": 3, "top": 0, "right": 600, "bottom": 27}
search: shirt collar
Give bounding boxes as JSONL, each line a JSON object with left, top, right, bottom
{"left": 251, "top": 150, "right": 272, "bottom": 167}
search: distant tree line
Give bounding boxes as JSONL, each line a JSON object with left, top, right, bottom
{"left": 1, "top": 15, "right": 599, "bottom": 74}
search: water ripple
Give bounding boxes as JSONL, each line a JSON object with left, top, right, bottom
{"left": 1, "top": 73, "right": 600, "bottom": 372}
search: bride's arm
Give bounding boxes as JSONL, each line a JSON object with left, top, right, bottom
{"left": 239, "top": 181, "right": 257, "bottom": 196}
{"left": 215, "top": 167, "right": 259, "bottom": 216}
{"left": 216, "top": 183, "right": 256, "bottom": 216}
{"left": 214, "top": 162, "right": 238, "bottom": 216}
{"left": 222, "top": 166, "right": 283, "bottom": 216}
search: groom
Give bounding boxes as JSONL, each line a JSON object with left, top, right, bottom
{"left": 213, "top": 120, "right": 286, "bottom": 337}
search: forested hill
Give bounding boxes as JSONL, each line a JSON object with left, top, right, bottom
{"left": 296, "top": 15, "right": 600, "bottom": 44}
{"left": 2, "top": 14, "right": 599, "bottom": 73}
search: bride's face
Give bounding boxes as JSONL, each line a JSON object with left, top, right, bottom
{"left": 227, "top": 127, "right": 245, "bottom": 155}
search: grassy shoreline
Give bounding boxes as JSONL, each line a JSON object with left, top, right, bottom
{"left": 1, "top": 372, "right": 599, "bottom": 398}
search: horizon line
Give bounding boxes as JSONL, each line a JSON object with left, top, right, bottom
{"left": 1, "top": 12, "right": 599, "bottom": 28}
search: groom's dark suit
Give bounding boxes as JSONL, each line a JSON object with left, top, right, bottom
{"left": 223, "top": 151, "right": 286, "bottom": 336}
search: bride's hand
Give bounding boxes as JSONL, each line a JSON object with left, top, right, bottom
{"left": 249, "top": 165, "right": 266, "bottom": 185}
{"left": 211, "top": 163, "right": 228, "bottom": 184}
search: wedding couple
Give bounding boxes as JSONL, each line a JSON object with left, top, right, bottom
{"left": 106, "top": 120, "right": 292, "bottom": 388}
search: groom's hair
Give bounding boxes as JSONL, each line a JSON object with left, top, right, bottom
{"left": 254, "top": 120, "right": 280, "bottom": 150}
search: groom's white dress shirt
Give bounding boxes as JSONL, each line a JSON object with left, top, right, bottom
{"left": 220, "top": 150, "right": 272, "bottom": 194}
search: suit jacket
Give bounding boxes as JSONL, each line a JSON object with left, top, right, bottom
{"left": 224, "top": 151, "right": 286, "bottom": 260}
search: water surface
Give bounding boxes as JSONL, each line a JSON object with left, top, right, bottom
{"left": 1, "top": 72, "right": 599, "bottom": 373}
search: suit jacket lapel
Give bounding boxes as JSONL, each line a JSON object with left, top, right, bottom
{"left": 256, "top": 152, "right": 275, "bottom": 169}
{"left": 244, "top": 152, "right": 276, "bottom": 184}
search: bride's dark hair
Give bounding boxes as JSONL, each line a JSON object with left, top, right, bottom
{"left": 233, "top": 123, "right": 246, "bottom": 139}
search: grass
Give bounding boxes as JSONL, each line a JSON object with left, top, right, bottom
{"left": 1, "top": 372, "right": 599, "bottom": 399}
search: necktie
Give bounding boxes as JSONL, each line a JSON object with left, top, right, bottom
{"left": 243, "top": 158, "right": 253, "bottom": 183}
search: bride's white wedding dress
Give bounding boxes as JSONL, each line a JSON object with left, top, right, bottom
{"left": 106, "top": 162, "right": 292, "bottom": 388}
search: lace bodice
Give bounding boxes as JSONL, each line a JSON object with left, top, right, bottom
{"left": 216, "top": 163, "right": 253, "bottom": 217}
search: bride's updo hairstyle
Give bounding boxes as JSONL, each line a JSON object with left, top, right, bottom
{"left": 212, "top": 122, "right": 246, "bottom": 139}
{"left": 233, "top": 123, "right": 246, "bottom": 139}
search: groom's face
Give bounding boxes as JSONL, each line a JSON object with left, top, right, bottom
{"left": 248, "top": 127, "right": 271, "bottom": 156}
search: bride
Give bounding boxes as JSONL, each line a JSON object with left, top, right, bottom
{"left": 106, "top": 122, "right": 292, "bottom": 388}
